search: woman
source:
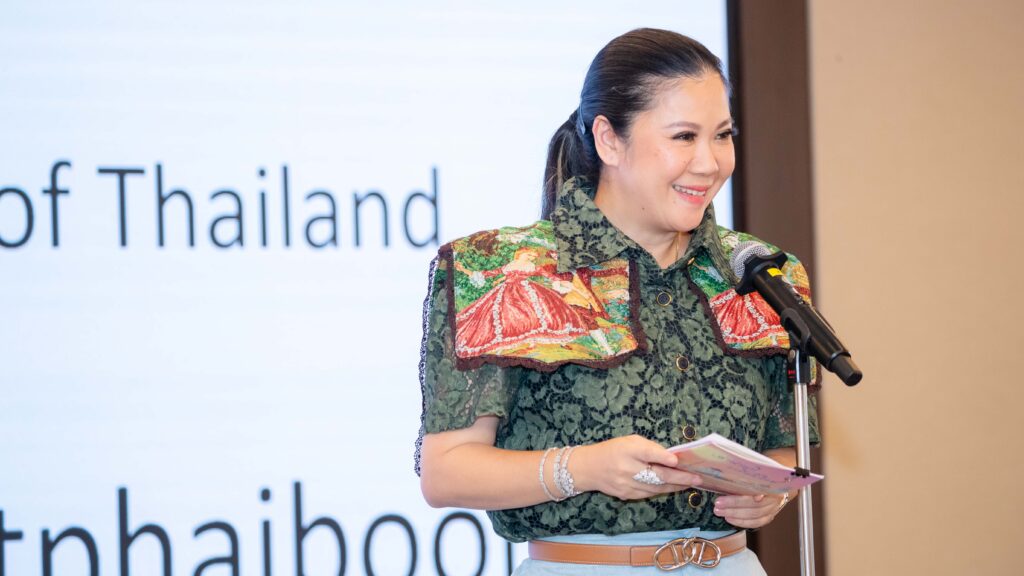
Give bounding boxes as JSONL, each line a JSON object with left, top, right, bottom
{"left": 416, "top": 28, "right": 819, "bottom": 574}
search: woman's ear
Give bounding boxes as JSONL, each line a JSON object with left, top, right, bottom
{"left": 592, "top": 115, "right": 623, "bottom": 168}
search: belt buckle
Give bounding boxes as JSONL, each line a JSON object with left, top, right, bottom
{"left": 653, "top": 537, "right": 722, "bottom": 570}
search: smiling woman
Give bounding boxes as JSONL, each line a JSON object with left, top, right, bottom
{"left": 415, "top": 28, "right": 819, "bottom": 575}
{"left": 591, "top": 74, "right": 736, "bottom": 267}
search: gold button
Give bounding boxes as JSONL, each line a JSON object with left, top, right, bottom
{"left": 687, "top": 256, "right": 696, "bottom": 266}
{"left": 682, "top": 424, "right": 697, "bottom": 441}
{"left": 675, "top": 355, "right": 690, "bottom": 372}
{"left": 687, "top": 490, "right": 704, "bottom": 508}
{"left": 655, "top": 291, "right": 672, "bottom": 306}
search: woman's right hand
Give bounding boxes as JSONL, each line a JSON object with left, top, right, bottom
{"left": 571, "top": 435, "right": 702, "bottom": 500}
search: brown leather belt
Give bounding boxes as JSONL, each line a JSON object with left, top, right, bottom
{"left": 528, "top": 531, "right": 746, "bottom": 570}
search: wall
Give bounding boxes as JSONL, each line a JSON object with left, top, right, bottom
{"left": 809, "top": 1, "right": 1024, "bottom": 574}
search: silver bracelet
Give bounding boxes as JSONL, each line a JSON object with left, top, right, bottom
{"left": 552, "top": 447, "right": 569, "bottom": 499}
{"left": 538, "top": 447, "right": 562, "bottom": 502}
{"left": 554, "top": 445, "right": 582, "bottom": 498}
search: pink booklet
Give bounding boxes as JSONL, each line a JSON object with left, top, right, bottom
{"left": 668, "top": 433, "right": 823, "bottom": 495}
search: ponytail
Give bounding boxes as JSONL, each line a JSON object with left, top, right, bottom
{"left": 541, "top": 109, "right": 598, "bottom": 219}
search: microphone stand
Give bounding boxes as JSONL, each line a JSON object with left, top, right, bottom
{"left": 734, "top": 247, "right": 861, "bottom": 575}
{"left": 783, "top": 312, "right": 815, "bottom": 576}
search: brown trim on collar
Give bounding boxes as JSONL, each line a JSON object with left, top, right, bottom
{"left": 683, "top": 270, "right": 822, "bottom": 391}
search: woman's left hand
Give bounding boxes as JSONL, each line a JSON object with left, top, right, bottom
{"left": 712, "top": 492, "right": 791, "bottom": 529}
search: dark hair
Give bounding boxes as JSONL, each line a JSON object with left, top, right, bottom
{"left": 541, "top": 28, "right": 728, "bottom": 218}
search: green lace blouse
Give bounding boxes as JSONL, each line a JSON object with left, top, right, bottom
{"left": 416, "top": 181, "right": 820, "bottom": 543}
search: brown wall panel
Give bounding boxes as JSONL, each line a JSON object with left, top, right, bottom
{"left": 728, "top": 1, "right": 827, "bottom": 574}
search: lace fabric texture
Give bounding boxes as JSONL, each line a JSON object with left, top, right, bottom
{"left": 414, "top": 179, "right": 820, "bottom": 542}
{"left": 414, "top": 256, "right": 438, "bottom": 477}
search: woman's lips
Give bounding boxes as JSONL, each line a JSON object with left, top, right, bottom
{"left": 672, "top": 184, "right": 710, "bottom": 199}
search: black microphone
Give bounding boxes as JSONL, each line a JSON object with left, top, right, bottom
{"left": 731, "top": 242, "right": 862, "bottom": 386}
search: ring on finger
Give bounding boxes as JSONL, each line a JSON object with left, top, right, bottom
{"left": 775, "top": 492, "right": 791, "bottom": 514}
{"left": 632, "top": 465, "right": 665, "bottom": 486}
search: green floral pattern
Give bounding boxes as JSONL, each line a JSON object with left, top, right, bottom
{"left": 418, "top": 179, "right": 819, "bottom": 542}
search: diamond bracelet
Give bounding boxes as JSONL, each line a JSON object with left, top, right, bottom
{"left": 539, "top": 446, "right": 583, "bottom": 502}
{"left": 538, "top": 447, "right": 564, "bottom": 502}
{"left": 553, "top": 446, "right": 582, "bottom": 499}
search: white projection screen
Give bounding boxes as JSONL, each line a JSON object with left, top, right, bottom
{"left": 0, "top": 2, "right": 730, "bottom": 575}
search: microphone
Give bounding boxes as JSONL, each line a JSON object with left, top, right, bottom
{"left": 731, "top": 242, "right": 862, "bottom": 386}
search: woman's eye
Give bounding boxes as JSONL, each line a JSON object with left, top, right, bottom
{"left": 716, "top": 127, "right": 738, "bottom": 140}
{"left": 673, "top": 131, "right": 697, "bottom": 142}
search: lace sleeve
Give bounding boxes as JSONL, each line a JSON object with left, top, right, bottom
{"left": 414, "top": 255, "right": 510, "bottom": 476}
{"left": 761, "top": 355, "right": 821, "bottom": 451}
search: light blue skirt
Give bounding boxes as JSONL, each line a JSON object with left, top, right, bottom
{"left": 513, "top": 529, "right": 766, "bottom": 575}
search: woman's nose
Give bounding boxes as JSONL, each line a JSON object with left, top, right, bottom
{"left": 688, "top": 140, "right": 719, "bottom": 176}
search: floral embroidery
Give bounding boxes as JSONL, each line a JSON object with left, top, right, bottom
{"left": 443, "top": 221, "right": 642, "bottom": 371}
{"left": 688, "top": 229, "right": 820, "bottom": 382}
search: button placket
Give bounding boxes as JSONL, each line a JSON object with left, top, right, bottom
{"left": 669, "top": 271, "right": 703, "bottom": 458}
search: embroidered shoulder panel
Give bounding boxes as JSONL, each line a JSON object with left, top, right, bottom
{"left": 442, "top": 221, "right": 645, "bottom": 372}
{"left": 690, "top": 228, "right": 818, "bottom": 381}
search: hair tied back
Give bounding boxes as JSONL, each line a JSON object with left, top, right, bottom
{"left": 574, "top": 107, "right": 586, "bottom": 136}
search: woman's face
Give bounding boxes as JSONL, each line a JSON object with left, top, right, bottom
{"left": 600, "top": 72, "right": 735, "bottom": 235}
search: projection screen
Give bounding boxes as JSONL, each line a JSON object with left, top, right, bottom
{"left": 0, "top": 2, "right": 730, "bottom": 574}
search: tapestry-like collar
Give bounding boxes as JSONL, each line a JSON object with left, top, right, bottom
{"left": 549, "top": 177, "right": 735, "bottom": 282}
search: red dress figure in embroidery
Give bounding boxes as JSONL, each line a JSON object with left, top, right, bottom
{"left": 454, "top": 249, "right": 612, "bottom": 357}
